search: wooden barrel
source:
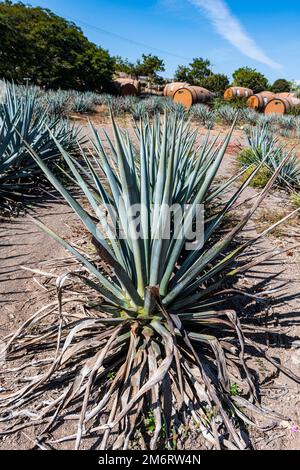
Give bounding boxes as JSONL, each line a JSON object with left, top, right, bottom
{"left": 265, "top": 96, "right": 300, "bottom": 115}
{"left": 224, "top": 87, "right": 253, "bottom": 100}
{"left": 173, "top": 86, "right": 213, "bottom": 108}
{"left": 276, "top": 92, "right": 297, "bottom": 99}
{"left": 163, "top": 82, "right": 190, "bottom": 97}
{"left": 113, "top": 78, "right": 140, "bottom": 96}
{"left": 247, "top": 91, "right": 275, "bottom": 111}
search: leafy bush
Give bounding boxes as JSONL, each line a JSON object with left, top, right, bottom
{"left": 271, "top": 79, "right": 292, "bottom": 94}
{"left": 213, "top": 96, "right": 248, "bottom": 110}
{"left": 241, "top": 164, "right": 272, "bottom": 188}
{"left": 290, "top": 192, "right": 300, "bottom": 208}
{"left": 201, "top": 73, "right": 229, "bottom": 96}
{"left": 288, "top": 106, "right": 300, "bottom": 117}
{"left": 232, "top": 67, "right": 269, "bottom": 93}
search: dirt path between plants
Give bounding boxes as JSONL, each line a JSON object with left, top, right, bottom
{"left": 215, "top": 152, "right": 300, "bottom": 450}
{"left": 0, "top": 203, "right": 78, "bottom": 336}
{"left": 0, "top": 119, "right": 300, "bottom": 450}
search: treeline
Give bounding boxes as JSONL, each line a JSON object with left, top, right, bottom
{"left": 0, "top": 1, "right": 115, "bottom": 90}
{"left": 0, "top": 1, "right": 294, "bottom": 94}
{"left": 174, "top": 61, "right": 292, "bottom": 95}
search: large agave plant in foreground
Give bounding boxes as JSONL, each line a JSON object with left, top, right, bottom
{"left": 0, "top": 113, "right": 298, "bottom": 450}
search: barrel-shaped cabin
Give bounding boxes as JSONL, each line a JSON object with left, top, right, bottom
{"left": 247, "top": 91, "right": 276, "bottom": 111}
{"left": 173, "top": 85, "right": 213, "bottom": 108}
{"left": 163, "top": 82, "right": 190, "bottom": 98}
{"left": 264, "top": 96, "right": 300, "bottom": 115}
{"left": 113, "top": 78, "right": 140, "bottom": 96}
{"left": 224, "top": 87, "right": 253, "bottom": 100}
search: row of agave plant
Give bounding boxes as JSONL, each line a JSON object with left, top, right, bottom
{"left": 0, "top": 83, "right": 82, "bottom": 209}
{"left": 254, "top": 113, "right": 300, "bottom": 139}
{"left": 0, "top": 109, "right": 299, "bottom": 450}
{"left": 10, "top": 82, "right": 300, "bottom": 136}
{"left": 190, "top": 104, "right": 300, "bottom": 134}
{"left": 11, "top": 83, "right": 103, "bottom": 116}
{"left": 97, "top": 96, "right": 300, "bottom": 135}
{"left": 238, "top": 123, "right": 300, "bottom": 191}
{"left": 97, "top": 96, "right": 258, "bottom": 128}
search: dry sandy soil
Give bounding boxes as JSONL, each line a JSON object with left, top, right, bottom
{"left": 1, "top": 112, "right": 300, "bottom": 450}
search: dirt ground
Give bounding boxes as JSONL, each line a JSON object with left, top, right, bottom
{"left": 1, "top": 112, "right": 300, "bottom": 450}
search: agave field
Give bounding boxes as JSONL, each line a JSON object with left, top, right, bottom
{"left": 1, "top": 81, "right": 300, "bottom": 451}
{"left": 0, "top": 84, "right": 82, "bottom": 211}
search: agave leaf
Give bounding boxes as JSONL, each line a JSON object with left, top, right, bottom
{"left": 160, "top": 119, "right": 237, "bottom": 295}
{"left": 164, "top": 148, "right": 295, "bottom": 306}
{"left": 0, "top": 82, "right": 80, "bottom": 201}
{"left": 30, "top": 216, "right": 125, "bottom": 304}
{"left": 110, "top": 116, "right": 145, "bottom": 296}
{"left": 20, "top": 138, "right": 143, "bottom": 308}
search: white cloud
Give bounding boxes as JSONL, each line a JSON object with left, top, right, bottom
{"left": 189, "top": 0, "right": 282, "bottom": 69}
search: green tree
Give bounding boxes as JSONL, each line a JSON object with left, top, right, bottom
{"left": 114, "top": 56, "right": 137, "bottom": 77}
{"left": 174, "top": 57, "right": 213, "bottom": 86}
{"left": 232, "top": 67, "right": 269, "bottom": 94}
{"left": 271, "top": 78, "right": 292, "bottom": 93}
{"left": 202, "top": 73, "right": 229, "bottom": 95}
{"left": 174, "top": 65, "right": 190, "bottom": 83}
{"left": 188, "top": 57, "right": 212, "bottom": 84}
{"left": 0, "top": 1, "right": 115, "bottom": 90}
{"left": 135, "top": 54, "right": 165, "bottom": 82}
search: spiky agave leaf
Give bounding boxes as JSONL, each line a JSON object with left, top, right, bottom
{"left": 42, "top": 89, "right": 72, "bottom": 118}
{"left": 0, "top": 112, "right": 299, "bottom": 450}
{"left": 68, "top": 90, "right": 98, "bottom": 114}
{"left": 216, "top": 105, "right": 240, "bottom": 125}
{"left": 278, "top": 115, "right": 297, "bottom": 131}
{"left": 239, "top": 123, "right": 300, "bottom": 190}
{"left": 96, "top": 94, "right": 140, "bottom": 117}
{"left": 191, "top": 104, "right": 216, "bottom": 129}
{"left": 240, "top": 108, "right": 259, "bottom": 126}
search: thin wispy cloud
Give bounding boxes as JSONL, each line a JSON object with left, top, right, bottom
{"left": 189, "top": 0, "right": 282, "bottom": 69}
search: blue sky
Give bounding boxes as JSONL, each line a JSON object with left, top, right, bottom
{"left": 14, "top": 0, "right": 300, "bottom": 83}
